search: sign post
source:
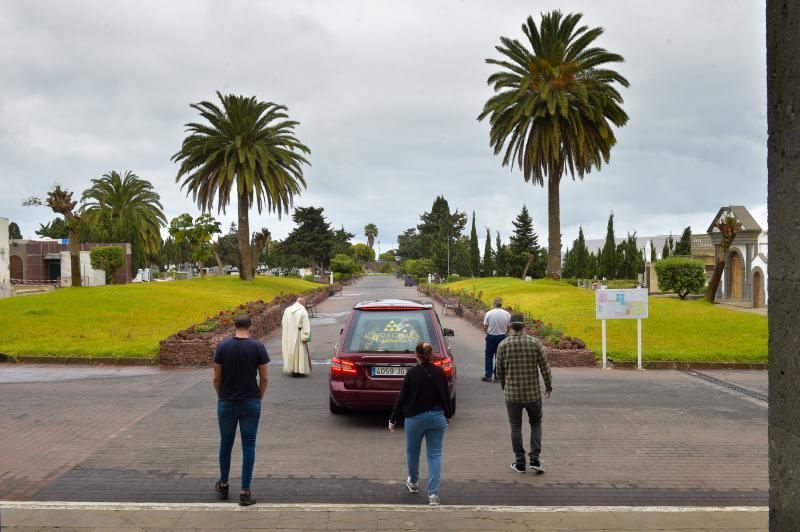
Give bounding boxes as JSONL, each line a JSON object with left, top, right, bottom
{"left": 595, "top": 288, "right": 649, "bottom": 369}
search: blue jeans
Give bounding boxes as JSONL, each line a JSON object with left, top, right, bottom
{"left": 404, "top": 409, "right": 447, "bottom": 495}
{"left": 485, "top": 334, "right": 506, "bottom": 378}
{"left": 217, "top": 399, "right": 261, "bottom": 490}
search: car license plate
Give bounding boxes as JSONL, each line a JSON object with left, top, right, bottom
{"left": 372, "top": 366, "right": 407, "bottom": 377}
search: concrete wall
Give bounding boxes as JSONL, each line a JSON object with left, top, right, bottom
{"left": 0, "top": 218, "right": 9, "bottom": 299}
{"left": 59, "top": 251, "right": 106, "bottom": 287}
{"left": 767, "top": 1, "right": 800, "bottom": 529}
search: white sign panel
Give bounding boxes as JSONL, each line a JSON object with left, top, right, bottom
{"left": 596, "top": 288, "right": 648, "bottom": 320}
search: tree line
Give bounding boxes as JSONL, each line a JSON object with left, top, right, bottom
{"left": 396, "top": 195, "right": 547, "bottom": 279}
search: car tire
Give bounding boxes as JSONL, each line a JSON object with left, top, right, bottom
{"left": 329, "top": 396, "right": 348, "bottom": 415}
{"left": 450, "top": 393, "right": 457, "bottom": 416}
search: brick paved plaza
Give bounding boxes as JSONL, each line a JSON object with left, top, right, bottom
{"left": 0, "top": 277, "right": 768, "bottom": 529}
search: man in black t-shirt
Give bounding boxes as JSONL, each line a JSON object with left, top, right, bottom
{"left": 212, "top": 315, "right": 269, "bottom": 506}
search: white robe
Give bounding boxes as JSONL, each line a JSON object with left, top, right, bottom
{"left": 281, "top": 301, "right": 312, "bottom": 374}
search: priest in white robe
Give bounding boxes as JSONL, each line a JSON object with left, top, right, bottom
{"left": 281, "top": 297, "right": 312, "bottom": 375}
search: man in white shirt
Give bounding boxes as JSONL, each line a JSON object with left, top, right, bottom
{"left": 482, "top": 297, "right": 511, "bottom": 382}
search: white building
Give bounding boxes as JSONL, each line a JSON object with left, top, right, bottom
{"left": 707, "top": 206, "right": 768, "bottom": 307}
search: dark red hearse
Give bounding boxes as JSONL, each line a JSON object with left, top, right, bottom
{"left": 329, "top": 299, "right": 457, "bottom": 414}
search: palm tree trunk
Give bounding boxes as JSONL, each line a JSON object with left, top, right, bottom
{"left": 238, "top": 192, "right": 253, "bottom": 281}
{"left": 546, "top": 174, "right": 562, "bottom": 279}
{"left": 68, "top": 227, "right": 82, "bottom": 287}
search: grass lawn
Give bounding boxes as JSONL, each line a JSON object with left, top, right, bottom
{"left": 0, "top": 276, "right": 322, "bottom": 358}
{"left": 446, "top": 278, "right": 768, "bottom": 363}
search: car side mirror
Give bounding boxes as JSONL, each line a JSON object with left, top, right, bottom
{"left": 443, "top": 328, "right": 454, "bottom": 337}
{"left": 339, "top": 328, "right": 344, "bottom": 335}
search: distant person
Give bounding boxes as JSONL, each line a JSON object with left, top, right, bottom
{"left": 389, "top": 342, "right": 452, "bottom": 506}
{"left": 281, "top": 296, "right": 311, "bottom": 376}
{"left": 213, "top": 315, "right": 269, "bottom": 506}
{"left": 495, "top": 313, "right": 552, "bottom": 474}
{"left": 482, "top": 297, "right": 511, "bottom": 382}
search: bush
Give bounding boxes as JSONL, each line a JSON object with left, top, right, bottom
{"left": 655, "top": 257, "right": 706, "bottom": 299}
{"left": 378, "top": 261, "right": 395, "bottom": 274}
{"left": 446, "top": 274, "right": 460, "bottom": 283}
{"left": 330, "top": 254, "right": 357, "bottom": 274}
{"left": 411, "top": 258, "right": 435, "bottom": 277}
{"left": 89, "top": 246, "right": 124, "bottom": 284}
{"left": 303, "top": 275, "right": 316, "bottom": 282}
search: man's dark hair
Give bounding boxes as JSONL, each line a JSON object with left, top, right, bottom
{"left": 234, "top": 314, "right": 252, "bottom": 330}
{"left": 510, "top": 313, "right": 525, "bottom": 332}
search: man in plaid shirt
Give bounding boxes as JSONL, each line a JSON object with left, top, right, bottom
{"left": 495, "top": 313, "right": 552, "bottom": 474}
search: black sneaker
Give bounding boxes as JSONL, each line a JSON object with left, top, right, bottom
{"left": 239, "top": 491, "right": 256, "bottom": 506}
{"left": 214, "top": 481, "right": 229, "bottom": 500}
{"left": 481, "top": 376, "right": 493, "bottom": 382}
{"left": 530, "top": 458, "right": 545, "bottom": 474}
{"left": 510, "top": 463, "right": 526, "bottom": 474}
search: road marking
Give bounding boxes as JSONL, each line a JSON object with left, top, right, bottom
{"left": 0, "top": 501, "right": 768, "bottom": 513}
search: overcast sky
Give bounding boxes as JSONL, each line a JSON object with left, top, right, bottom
{"left": 0, "top": 0, "right": 767, "bottom": 252}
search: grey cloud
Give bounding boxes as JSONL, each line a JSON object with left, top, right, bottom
{"left": 0, "top": 0, "right": 766, "bottom": 253}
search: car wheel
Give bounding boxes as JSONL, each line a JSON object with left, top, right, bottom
{"left": 450, "top": 393, "right": 457, "bottom": 416}
{"left": 329, "top": 396, "right": 348, "bottom": 415}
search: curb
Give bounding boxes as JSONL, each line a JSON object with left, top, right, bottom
{"left": 610, "top": 360, "right": 768, "bottom": 370}
{"left": 0, "top": 354, "right": 158, "bottom": 366}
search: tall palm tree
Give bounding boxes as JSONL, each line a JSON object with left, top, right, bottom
{"left": 81, "top": 170, "right": 167, "bottom": 269}
{"left": 479, "top": 11, "right": 629, "bottom": 278}
{"left": 364, "top": 223, "right": 378, "bottom": 250}
{"left": 172, "top": 92, "right": 311, "bottom": 280}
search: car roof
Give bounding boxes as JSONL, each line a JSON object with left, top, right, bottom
{"left": 353, "top": 299, "right": 432, "bottom": 310}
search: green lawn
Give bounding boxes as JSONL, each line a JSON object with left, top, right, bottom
{"left": 0, "top": 276, "right": 321, "bottom": 358}
{"left": 446, "top": 278, "right": 768, "bottom": 363}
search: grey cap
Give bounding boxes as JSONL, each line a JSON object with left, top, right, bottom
{"left": 510, "top": 313, "right": 525, "bottom": 325}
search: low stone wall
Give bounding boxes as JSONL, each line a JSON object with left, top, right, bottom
{"left": 159, "top": 288, "right": 332, "bottom": 367}
{"left": 430, "top": 291, "right": 597, "bottom": 367}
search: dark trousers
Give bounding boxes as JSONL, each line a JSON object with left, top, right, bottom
{"left": 484, "top": 334, "right": 506, "bottom": 378}
{"left": 218, "top": 399, "right": 261, "bottom": 490}
{"left": 505, "top": 400, "right": 542, "bottom": 465}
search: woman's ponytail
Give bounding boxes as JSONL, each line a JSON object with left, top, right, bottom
{"left": 415, "top": 342, "right": 433, "bottom": 363}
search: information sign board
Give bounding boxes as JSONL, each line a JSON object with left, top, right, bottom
{"left": 596, "top": 288, "right": 648, "bottom": 320}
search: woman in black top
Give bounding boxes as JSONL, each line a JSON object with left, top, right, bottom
{"left": 389, "top": 342, "right": 451, "bottom": 506}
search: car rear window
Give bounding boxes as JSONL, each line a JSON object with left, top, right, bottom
{"left": 343, "top": 310, "right": 441, "bottom": 353}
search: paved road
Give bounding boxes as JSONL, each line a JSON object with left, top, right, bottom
{"left": 0, "top": 275, "right": 767, "bottom": 507}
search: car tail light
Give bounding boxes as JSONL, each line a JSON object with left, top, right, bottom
{"left": 331, "top": 357, "right": 357, "bottom": 377}
{"left": 434, "top": 357, "right": 453, "bottom": 377}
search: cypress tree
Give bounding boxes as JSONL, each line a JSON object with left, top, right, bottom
{"left": 482, "top": 227, "right": 494, "bottom": 276}
{"left": 650, "top": 240, "right": 658, "bottom": 262}
{"left": 495, "top": 231, "right": 507, "bottom": 276}
{"left": 674, "top": 226, "right": 692, "bottom": 256}
{"left": 509, "top": 205, "right": 544, "bottom": 278}
{"left": 662, "top": 232, "right": 674, "bottom": 260}
{"left": 469, "top": 211, "right": 480, "bottom": 277}
{"left": 574, "top": 226, "right": 589, "bottom": 278}
{"left": 599, "top": 213, "right": 618, "bottom": 279}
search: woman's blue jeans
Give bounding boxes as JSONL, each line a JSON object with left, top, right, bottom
{"left": 217, "top": 399, "right": 261, "bottom": 490}
{"left": 404, "top": 409, "right": 447, "bottom": 495}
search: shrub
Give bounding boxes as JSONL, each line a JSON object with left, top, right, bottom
{"left": 89, "top": 246, "right": 124, "bottom": 284}
{"left": 330, "top": 254, "right": 357, "bottom": 274}
{"left": 655, "top": 257, "right": 706, "bottom": 299}
{"left": 378, "top": 261, "right": 395, "bottom": 274}
{"left": 411, "top": 259, "right": 435, "bottom": 277}
{"left": 446, "top": 274, "right": 460, "bottom": 283}
{"left": 303, "top": 275, "right": 316, "bottom": 282}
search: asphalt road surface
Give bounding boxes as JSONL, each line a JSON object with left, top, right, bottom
{"left": 0, "top": 275, "right": 767, "bottom": 506}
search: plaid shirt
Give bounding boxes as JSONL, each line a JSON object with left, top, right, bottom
{"left": 495, "top": 331, "right": 552, "bottom": 403}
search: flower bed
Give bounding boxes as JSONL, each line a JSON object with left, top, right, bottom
{"left": 427, "top": 284, "right": 596, "bottom": 367}
{"left": 159, "top": 287, "right": 334, "bottom": 366}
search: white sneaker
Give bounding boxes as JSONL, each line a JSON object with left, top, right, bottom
{"left": 406, "top": 477, "right": 419, "bottom": 493}
{"left": 428, "top": 494, "right": 440, "bottom": 506}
